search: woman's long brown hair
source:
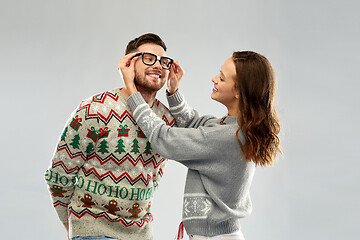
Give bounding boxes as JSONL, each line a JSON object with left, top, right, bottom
{"left": 233, "top": 51, "right": 281, "bottom": 167}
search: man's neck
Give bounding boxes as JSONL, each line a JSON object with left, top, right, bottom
{"left": 120, "top": 87, "right": 157, "bottom": 107}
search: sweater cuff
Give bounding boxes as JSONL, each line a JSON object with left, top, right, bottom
{"left": 167, "top": 90, "right": 184, "bottom": 108}
{"left": 127, "top": 92, "right": 147, "bottom": 112}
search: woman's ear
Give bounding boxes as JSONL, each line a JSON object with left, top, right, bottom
{"left": 233, "top": 87, "right": 240, "bottom": 99}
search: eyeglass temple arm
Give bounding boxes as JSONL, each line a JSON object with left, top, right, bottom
{"left": 130, "top": 52, "right": 142, "bottom": 60}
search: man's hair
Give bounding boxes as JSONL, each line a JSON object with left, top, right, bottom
{"left": 125, "top": 33, "right": 167, "bottom": 54}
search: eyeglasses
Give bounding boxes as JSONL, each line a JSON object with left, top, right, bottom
{"left": 131, "top": 52, "right": 173, "bottom": 70}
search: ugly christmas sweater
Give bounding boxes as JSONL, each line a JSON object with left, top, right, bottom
{"left": 45, "top": 88, "right": 175, "bottom": 240}
{"left": 127, "top": 91, "right": 256, "bottom": 237}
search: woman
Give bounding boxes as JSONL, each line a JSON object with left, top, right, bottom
{"left": 119, "top": 51, "right": 281, "bottom": 240}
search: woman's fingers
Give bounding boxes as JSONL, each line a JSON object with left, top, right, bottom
{"left": 118, "top": 52, "right": 139, "bottom": 70}
{"left": 173, "top": 61, "right": 184, "bottom": 75}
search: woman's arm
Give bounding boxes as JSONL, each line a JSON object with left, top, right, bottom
{"left": 166, "top": 90, "right": 217, "bottom": 128}
{"left": 127, "top": 92, "right": 231, "bottom": 163}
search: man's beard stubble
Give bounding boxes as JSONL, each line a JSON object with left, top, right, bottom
{"left": 134, "top": 71, "right": 165, "bottom": 93}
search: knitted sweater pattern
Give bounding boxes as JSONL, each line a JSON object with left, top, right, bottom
{"left": 45, "top": 88, "right": 175, "bottom": 240}
{"left": 127, "top": 91, "right": 256, "bottom": 237}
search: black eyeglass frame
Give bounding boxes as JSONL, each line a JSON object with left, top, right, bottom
{"left": 131, "top": 52, "right": 174, "bottom": 70}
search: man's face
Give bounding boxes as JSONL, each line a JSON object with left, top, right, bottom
{"left": 134, "top": 43, "right": 168, "bottom": 92}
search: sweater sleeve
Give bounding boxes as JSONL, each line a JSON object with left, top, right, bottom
{"left": 127, "top": 92, "right": 230, "bottom": 167}
{"left": 166, "top": 91, "right": 217, "bottom": 128}
{"left": 44, "top": 103, "right": 90, "bottom": 223}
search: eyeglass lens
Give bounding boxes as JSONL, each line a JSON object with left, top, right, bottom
{"left": 142, "top": 53, "right": 172, "bottom": 70}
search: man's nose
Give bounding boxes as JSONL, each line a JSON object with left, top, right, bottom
{"left": 153, "top": 59, "right": 162, "bottom": 69}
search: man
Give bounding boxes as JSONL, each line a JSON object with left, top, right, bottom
{"left": 45, "top": 33, "right": 175, "bottom": 240}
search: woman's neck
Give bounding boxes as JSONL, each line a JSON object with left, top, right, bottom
{"left": 226, "top": 102, "right": 240, "bottom": 117}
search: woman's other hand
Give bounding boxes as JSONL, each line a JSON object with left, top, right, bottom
{"left": 118, "top": 52, "right": 139, "bottom": 95}
{"left": 167, "top": 61, "right": 184, "bottom": 94}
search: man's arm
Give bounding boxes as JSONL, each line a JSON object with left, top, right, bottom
{"left": 45, "top": 104, "right": 89, "bottom": 229}
{"left": 63, "top": 222, "right": 69, "bottom": 240}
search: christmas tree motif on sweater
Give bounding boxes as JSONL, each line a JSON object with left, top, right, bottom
{"left": 70, "top": 134, "right": 81, "bottom": 149}
{"left": 136, "top": 127, "right": 147, "bottom": 139}
{"left": 61, "top": 126, "right": 68, "bottom": 141}
{"left": 86, "top": 142, "right": 95, "bottom": 154}
{"left": 131, "top": 138, "right": 140, "bottom": 154}
{"left": 70, "top": 115, "right": 82, "bottom": 131}
{"left": 98, "top": 139, "right": 109, "bottom": 154}
{"left": 117, "top": 124, "right": 130, "bottom": 137}
{"left": 143, "top": 141, "right": 152, "bottom": 155}
{"left": 115, "top": 138, "right": 126, "bottom": 154}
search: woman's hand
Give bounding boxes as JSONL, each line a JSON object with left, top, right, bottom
{"left": 118, "top": 52, "right": 140, "bottom": 95}
{"left": 167, "top": 61, "right": 184, "bottom": 94}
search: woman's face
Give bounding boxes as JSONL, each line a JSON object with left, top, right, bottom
{"left": 211, "top": 57, "right": 238, "bottom": 107}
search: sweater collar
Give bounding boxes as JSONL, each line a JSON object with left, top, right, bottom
{"left": 220, "top": 115, "right": 238, "bottom": 125}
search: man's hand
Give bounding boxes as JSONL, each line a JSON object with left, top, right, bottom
{"left": 167, "top": 61, "right": 184, "bottom": 94}
{"left": 118, "top": 52, "right": 140, "bottom": 96}
{"left": 63, "top": 222, "right": 70, "bottom": 240}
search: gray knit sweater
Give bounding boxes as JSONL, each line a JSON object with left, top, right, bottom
{"left": 127, "top": 91, "right": 255, "bottom": 237}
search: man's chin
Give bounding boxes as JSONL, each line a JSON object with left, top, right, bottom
{"left": 136, "top": 84, "right": 165, "bottom": 93}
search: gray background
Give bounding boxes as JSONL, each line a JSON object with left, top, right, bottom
{"left": 1, "top": 0, "right": 359, "bottom": 239}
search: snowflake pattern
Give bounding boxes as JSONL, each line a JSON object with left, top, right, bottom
{"left": 68, "top": 129, "right": 75, "bottom": 137}
{"left": 92, "top": 105, "right": 99, "bottom": 111}
{"left": 183, "top": 194, "right": 212, "bottom": 221}
{"left": 123, "top": 163, "right": 130, "bottom": 171}
{"left": 138, "top": 111, "right": 162, "bottom": 138}
{"left": 82, "top": 138, "right": 88, "bottom": 145}
{"left": 175, "top": 107, "right": 195, "bottom": 125}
